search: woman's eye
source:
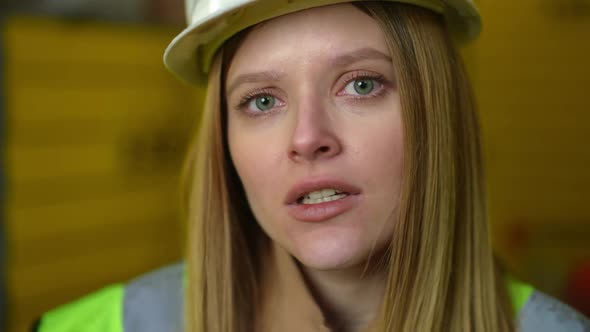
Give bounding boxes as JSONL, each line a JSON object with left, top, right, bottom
{"left": 248, "top": 95, "right": 276, "bottom": 112}
{"left": 344, "top": 78, "right": 380, "bottom": 96}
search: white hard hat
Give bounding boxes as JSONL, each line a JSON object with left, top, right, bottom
{"left": 164, "top": 0, "right": 481, "bottom": 85}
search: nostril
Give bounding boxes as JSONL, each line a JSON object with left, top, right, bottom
{"left": 289, "top": 150, "right": 298, "bottom": 159}
{"left": 288, "top": 139, "right": 340, "bottom": 162}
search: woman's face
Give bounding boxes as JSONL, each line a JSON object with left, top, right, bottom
{"left": 226, "top": 4, "right": 404, "bottom": 271}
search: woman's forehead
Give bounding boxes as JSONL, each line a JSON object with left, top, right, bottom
{"left": 226, "top": 3, "right": 390, "bottom": 77}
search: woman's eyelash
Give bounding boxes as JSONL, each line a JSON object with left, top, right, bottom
{"left": 342, "top": 72, "right": 388, "bottom": 93}
{"left": 348, "top": 72, "right": 385, "bottom": 81}
{"left": 236, "top": 88, "right": 276, "bottom": 109}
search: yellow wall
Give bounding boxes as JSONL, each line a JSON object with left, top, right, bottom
{"left": 471, "top": 0, "right": 590, "bottom": 296}
{"left": 3, "top": 17, "right": 200, "bottom": 332}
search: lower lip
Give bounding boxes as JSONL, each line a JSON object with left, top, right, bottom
{"left": 286, "top": 194, "right": 361, "bottom": 222}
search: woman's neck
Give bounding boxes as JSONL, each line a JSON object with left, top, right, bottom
{"left": 299, "top": 257, "right": 388, "bottom": 332}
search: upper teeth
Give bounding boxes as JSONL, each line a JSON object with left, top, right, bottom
{"left": 300, "top": 188, "right": 348, "bottom": 205}
{"left": 305, "top": 188, "right": 342, "bottom": 199}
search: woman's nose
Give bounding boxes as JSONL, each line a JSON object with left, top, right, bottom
{"left": 288, "top": 101, "right": 342, "bottom": 163}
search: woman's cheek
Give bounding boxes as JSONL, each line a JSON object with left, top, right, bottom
{"left": 230, "top": 134, "right": 279, "bottom": 213}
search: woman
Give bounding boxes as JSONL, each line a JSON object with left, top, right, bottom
{"left": 36, "top": 1, "right": 590, "bottom": 331}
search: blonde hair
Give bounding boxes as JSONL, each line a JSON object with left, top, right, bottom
{"left": 183, "top": 2, "right": 515, "bottom": 332}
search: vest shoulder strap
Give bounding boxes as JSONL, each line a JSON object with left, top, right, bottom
{"left": 38, "top": 284, "right": 124, "bottom": 332}
{"left": 36, "top": 263, "right": 184, "bottom": 332}
{"left": 508, "top": 277, "right": 535, "bottom": 314}
{"left": 509, "top": 278, "right": 590, "bottom": 331}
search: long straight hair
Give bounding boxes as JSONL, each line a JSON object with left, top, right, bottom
{"left": 183, "top": 2, "right": 515, "bottom": 331}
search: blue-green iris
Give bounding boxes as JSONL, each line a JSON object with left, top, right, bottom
{"left": 353, "top": 79, "right": 374, "bottom": 95}
{"left": 255, "top": 95, "right": 275, "bottom": 111}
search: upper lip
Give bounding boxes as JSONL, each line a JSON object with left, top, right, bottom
{"left": 284, "top": 177, "right": 361, "bottom": 205}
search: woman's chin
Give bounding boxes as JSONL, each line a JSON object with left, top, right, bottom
{"left": 289, "top": 237, "right": 367, "bottom": 271}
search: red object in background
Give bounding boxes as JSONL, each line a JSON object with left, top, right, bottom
{"left": 566, "top": 261, "right": 590, "bottom": 317}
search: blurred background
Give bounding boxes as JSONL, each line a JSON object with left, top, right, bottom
{"left": 0, "top": 0, "right": 588, "bottom": 331}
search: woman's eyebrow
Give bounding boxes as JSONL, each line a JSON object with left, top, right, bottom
{"left": 226, "top": 48, "right": 391, "bottom": 97}
{"left": 330, "top": 47, "right": 392, "bottom": 67}
{"left": 226, "top": 71, "right": 285, "bottom": 97}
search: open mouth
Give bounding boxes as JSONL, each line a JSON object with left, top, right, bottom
{"left": 285, "top": 179, "right": 361, "bottom": 222}
{"left": 296, "top": 188, "right": 350, "bottom": 205}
